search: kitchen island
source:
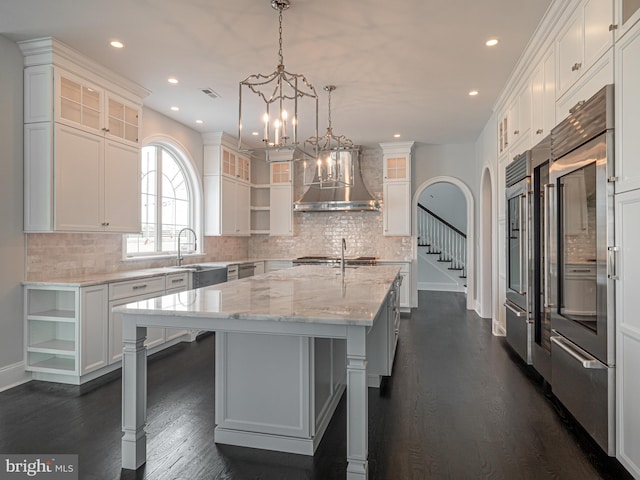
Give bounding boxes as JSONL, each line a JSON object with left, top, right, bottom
{"left": 116, "top": 265, "right": 401, "bottom": 480}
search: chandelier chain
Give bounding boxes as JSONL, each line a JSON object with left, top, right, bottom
{"left": 278, "top": 8, "right": 284, "bottom": 66}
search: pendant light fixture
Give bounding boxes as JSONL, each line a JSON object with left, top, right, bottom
{"left": 238, "top": 0, "right": 319, "bottom": 162}
{"left": 303, "top": 85, "right": 355, "bottom": 188}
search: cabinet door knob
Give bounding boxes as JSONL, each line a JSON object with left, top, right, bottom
{"left": 536, "top": 129, "right": 543, "bottom": 135}
{"left": 513, "top": 130, "right": 520, "bottom": 135}
{"left": 609, "top": 24, "right": 618, "bottom": 31}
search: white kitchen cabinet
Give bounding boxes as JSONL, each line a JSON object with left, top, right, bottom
{"left": 25, "top": 284, "right": 108, "bottom": 383}
{"left": 20, "top": 39, "right": 145, "bottom": 234}
{"left": 380, "top": 262, "right": 411, "bottom": 312}
{"left": 615, "top": 188, "right": 640, "bottom": 479}
{"left": 108, "top": 276, "right": 167, "bottom": 363}
{"left": 366, "top": 277, "right": 401, "bottom": 386}
{"left": 507, "top": 80, "right": 533, "bottom": 154}
{"left": 203, "top": 132, "right": 251, "bottom": 236}
{"left": 615, "top": 23, "right": 640, "bottom": 193}
{"left": 615, "top": 0, "right": 640, "bottom": 38}
{"left": 531, "top": 46, "right": 556, "bottom": 141}
{"left": 270, "top": 161, "right": 293, "bottom": 236}
{"left": 265, "top": 260, "right": 293, "bottom": 272}
{"left": 46, "top": 123, "right": 140, "bottom": 233}
{"left": 253, "top": 261, "right": 265, "bottom": 275}
{"left": 80, "top": 284, "right": 109, "bottom": 374}
{"left": 556, "top": 48, "right": 613, "bottom": 122}
{"left": 556, "top": 0, "right": 614, "bottom": 99}
{"left": 380, "top": 142, "right": 414, "bottom": 236}
{"left": 164, "top": 272, "right": 191, "bottom": 342}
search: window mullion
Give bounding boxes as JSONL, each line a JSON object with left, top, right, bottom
{"left": 155, "top": 148, "right": 163, "bottom": 253}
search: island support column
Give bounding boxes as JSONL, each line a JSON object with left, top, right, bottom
{"left": 346, "top": 325, "right": 368, "bottom": 480}
{"left": 121, "top": 322, "right": 148, "bottom": 470}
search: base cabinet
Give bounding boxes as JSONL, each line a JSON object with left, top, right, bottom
{"left": 615, "top": 188, "right": 640, "bottom": 478}
{"left": 24, "top": 271, "right": 191, "bottom": 385}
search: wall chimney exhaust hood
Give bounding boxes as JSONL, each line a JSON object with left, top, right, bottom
{"left": 293, "top": 149, "right": 381, "bottom": 212}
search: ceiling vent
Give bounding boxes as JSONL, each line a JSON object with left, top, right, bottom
{"left": 201, "top": 88, "right": 220, "bottom": 99}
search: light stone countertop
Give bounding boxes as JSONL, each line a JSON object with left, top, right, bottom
{"left": 22, "top": 258, "right": 410, "bottom": 287}
{"left": 114, "top": 265, "right": 401, "bottom": 327}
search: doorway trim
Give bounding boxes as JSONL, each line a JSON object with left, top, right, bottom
{"left": 412, "top": 176, "right": 475, "bottom": 311}
{"left": 479, "top": 166, "right": 494, "bottom": 320}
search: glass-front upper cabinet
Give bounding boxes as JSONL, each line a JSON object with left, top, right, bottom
{"left": 57, "top": 72, "right": 102, "bottom": 132}
{"left": 617, "top": 0, "right": 640, "bottom": 37}
{"left": 107, "top": 94, "right": 140, "bottom": 146}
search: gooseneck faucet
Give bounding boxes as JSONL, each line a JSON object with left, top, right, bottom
{"left": 176, "top": 227, "right": 197, "bottom": 266}
{"left": 341, "top": 238, "right": 347, "bottom": 274}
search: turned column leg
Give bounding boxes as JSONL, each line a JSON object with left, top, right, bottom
{"left": 121, "top": 319, "right": 147, "bottom": 470}
{"left": 346, "top": 325, "right": 368, "bottom": 480}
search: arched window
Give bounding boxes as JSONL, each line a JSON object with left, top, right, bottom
{"left": 125, "top": 143, "right": 199, "bottom": 257}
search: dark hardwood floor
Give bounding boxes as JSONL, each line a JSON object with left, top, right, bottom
{"left": 0, "top": 290, "right": 632, "bottom": 479}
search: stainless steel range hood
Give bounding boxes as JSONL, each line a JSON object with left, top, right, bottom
{"left": 293, "top": 149, "right": 381, "bottom": 212}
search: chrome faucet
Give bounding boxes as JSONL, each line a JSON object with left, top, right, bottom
{"left": 341, "top": 238, "right": 347, "bottom": 273}
{"left": 176, "top": 227, "right": 197, "bottom": 266}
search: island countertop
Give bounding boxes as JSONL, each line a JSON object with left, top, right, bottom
{"left": 114, "top": 265, "right": 401, "bottom": 327}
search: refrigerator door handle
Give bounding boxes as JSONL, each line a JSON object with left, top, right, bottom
{"left": 550, "top": 334, "right": 606, "bottom": 369}
{"left": 543, "top": 183, "right": 555, "bottom": 308}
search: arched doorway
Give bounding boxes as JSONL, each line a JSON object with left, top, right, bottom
{"left": 479, "top": 167, "right": 494, "bottom": 322}
{"left": 412, "top": 177, "right": 475, "bottom": 311}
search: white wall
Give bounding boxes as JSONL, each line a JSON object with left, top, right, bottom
{"left": 0, "top": 35, "right": 29, "bottom": 390}
{"left": 141, "top": 107, "right": 204, "bottom": 178}
{"left": 412, "top": 143, "right": 478, "bottom": 201}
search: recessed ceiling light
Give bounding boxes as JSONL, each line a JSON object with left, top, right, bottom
{"left": 469, "top": 90, "right": 479, "bottom": 96}
{"left": 170, "top": 106, "right": 179, "bottom": 111}
{"left": 251, "top": 131, "right": 259, "bottom": 136}
{"left": 486, "top": 38, "right": 499, "bottom": 47}
{"left": 168, "top": 77, "right": 179, "bottom": 84}
{"left": 110, "top": 40, "right": 124, "bottom": 49}
{"left": 393, "top": 134, "right": 401, "bottom": 138}
{"left": 195, "top": 119, "right": 204, "bottom": 124}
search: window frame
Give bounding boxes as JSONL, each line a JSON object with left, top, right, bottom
{"left": 124, "top": 138, "right": 202, "bottom": 260}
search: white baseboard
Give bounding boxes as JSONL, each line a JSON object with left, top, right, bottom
{"left": 0, "top": 361, "right": 32, "bottom": 392}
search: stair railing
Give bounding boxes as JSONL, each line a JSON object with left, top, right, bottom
{"left": 417, "top": 203, "right": 467, "bottom": 277}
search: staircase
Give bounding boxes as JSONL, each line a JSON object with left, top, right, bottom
{"left": 417, "top": 203, "right": 467, "bottom": 290}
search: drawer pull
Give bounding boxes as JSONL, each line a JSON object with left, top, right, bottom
{"left": 132, "top": 284, "right": 147, "bottom": 290}
{"left": 171, "top": 278, "right": 184, "bottom": 283}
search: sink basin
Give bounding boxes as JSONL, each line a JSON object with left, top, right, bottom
{"left": 176, "top": 264, "right": 219, "bottom": 271}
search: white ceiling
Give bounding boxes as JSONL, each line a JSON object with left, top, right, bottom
{"left": 0, "top": 0, "right": 552, "bottom": 148}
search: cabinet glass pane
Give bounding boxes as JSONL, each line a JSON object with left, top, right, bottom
{"left": 559, "top": 163, "right": 597, "bottom": 331}
{"left": 125, "top": 106, "right": 139, "bottom": 126}
{"left": 60, "top": 77, "right": 81, "bottom": 103}
{"left": 83, "top": 87, "right": 100, "bottom": 112}
{"left": 623, "top": 0, "right": 640, "bottom": 24}
{"left": 109, "top": 98, "right": 124, "bottom": 120}
{"left": 109, "top": 118, "right": 124, "bottom": 138}
{"left": 83, "top": 106, "right": 100, "bottom": 130}
{"left": 125, "top": 124, "right": 138, "bottom": 143}
{"left": 60, "top": 98, "right": 81, "bottom": 123}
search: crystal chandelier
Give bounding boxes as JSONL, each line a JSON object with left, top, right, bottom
{"left": 303, "top": 85, "right": 355, "bottom": 188}
{"left": 238, "top": 0, "right": 318, "bottom": 162}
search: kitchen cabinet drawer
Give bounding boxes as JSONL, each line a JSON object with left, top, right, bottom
{"left": 166, "top": 272, "right": 189, "bottom": 290}
{"left": 109, "top": 276, "right": 165, "bottom": 301}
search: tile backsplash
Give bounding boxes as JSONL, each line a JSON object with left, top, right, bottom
{"left": 26, "top": 233, "right": 249, "bottom": 280}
